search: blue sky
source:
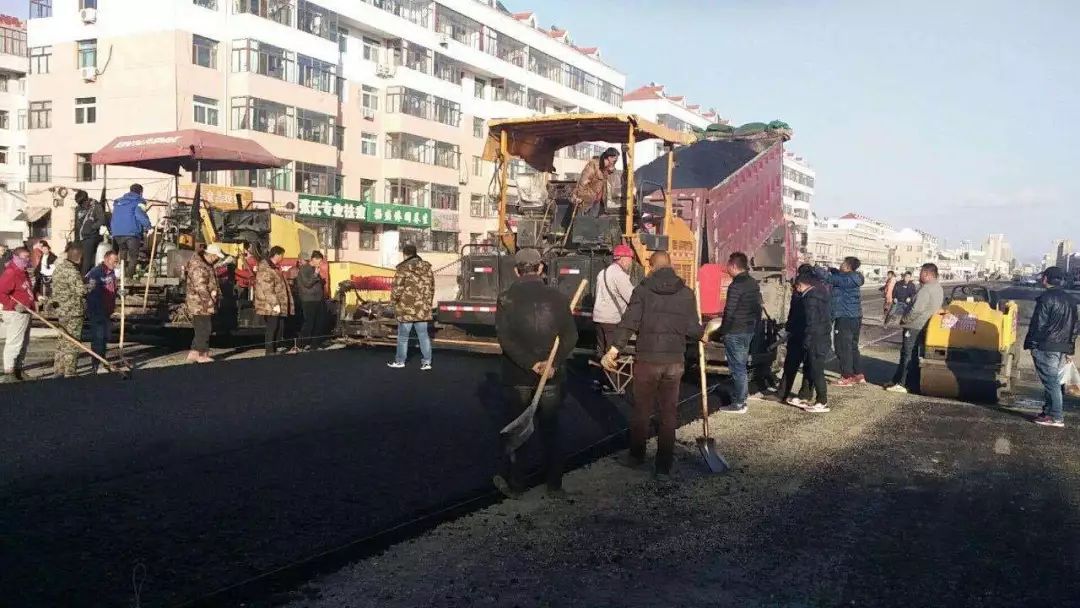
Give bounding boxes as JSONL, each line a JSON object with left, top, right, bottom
{"left": 5, "top": 0, "right": 1075, "bottom": 260}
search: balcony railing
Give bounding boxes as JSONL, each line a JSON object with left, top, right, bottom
{"left": 234, "top": 0, "right": 293, "bottom": 27}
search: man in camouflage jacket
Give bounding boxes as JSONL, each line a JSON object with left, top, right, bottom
{"left": 388, "top": 243, "right": 435, "bottom": 369}
{"left": 185, "top": 245, "right": 223, "bottom": 363}
{"left": 51, "top": 243, "right": 88, "bottom": 377}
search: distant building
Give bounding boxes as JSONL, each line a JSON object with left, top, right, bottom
{"left": 622, "top": 82, "right": 718, "bottom": 168}
{"left": 983, "top": 233, "right": 1014, "bottom": 275}
{"left": 808, "top": 213, "right": 891, "bottom": 278}
{"left": 0, "top": 14, "right": 27, "bottom": 247}
{"left": 782, "top": 152, "right": 814, "bottom": 258}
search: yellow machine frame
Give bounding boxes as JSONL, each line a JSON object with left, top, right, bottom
{"left": 481, "top": 113, "right": 698, "bottom": 282}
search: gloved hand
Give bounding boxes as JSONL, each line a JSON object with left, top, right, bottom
{"left": 531, "top": 361, "right": 555, "bottom": 380}
{"left": 14, "top": 303, "right": 27, "bottom": 313}
{"left": 601, "top": 346, "right": 620, "bottom": 371}
{"left": 272, "top": 304, "right": 281, "bottom": 314}
{"left": 210, "top": 290, "right": 218, "bottom": 300}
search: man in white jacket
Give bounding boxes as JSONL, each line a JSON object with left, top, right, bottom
{"left": 592, "top": 244, "right": 636, "bottom": 392}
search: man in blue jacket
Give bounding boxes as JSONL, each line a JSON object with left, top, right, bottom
{"left": 829, "top": 256, "right": 865, "bottom": 387}
{"left": 110, "top": 183, "right": 151, "bottom": 279}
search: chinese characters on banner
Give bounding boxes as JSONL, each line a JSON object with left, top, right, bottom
{"left": 365, "top": 203, "right": 432, "bottom": 228}
{"left": 297, "top": 194, "right": 366, "bottom": 220}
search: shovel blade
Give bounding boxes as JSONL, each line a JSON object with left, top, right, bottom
{"left": 697, "top": 437, "right": 730, "bottom": 474}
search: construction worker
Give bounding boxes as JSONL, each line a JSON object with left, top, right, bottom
{"left": 50, "top": 243, "right": 88, "bottom": 378}
{"left": 295, "top": 250, "right": 328, "bottom": 351}
{"left": 716, "top": 252, "right": 763, "bottom": 414}
{"left": 185, "top": 245, "right": 224, "bottom": 363}
{"left": 494, "top": 248, "right": 578, "bottom": 498}
{"left": 254, "top": 246, "right": 293, "bottom": 356}
{"left": 110, "top": 184, "right": 151, "bottom": 279}
{"left": 388, "top": 243, "right": 435, "bottom": 370}
{"left": 592, "top": 244, "right": 635, "bottom": 393}
{"left": 572, "top": 147, "right": 619, "bottom": 218}
{"left": 0, "top": 246, "right": 35, "bottom": 383}
{"left": 603, "top": 251, "right": 703, "bottom": 479}
{"left": 73, "top": 190, "right": 106, "bottom": 275}
{"left": 85, "top": 251, "right": 119, "bottom": 374}
{"left": 886, "top": 263, "right": 944, "bottom": 394}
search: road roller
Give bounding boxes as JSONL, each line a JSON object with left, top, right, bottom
{"left": 920, "top": 284, "right": 1020, "bottom": 403}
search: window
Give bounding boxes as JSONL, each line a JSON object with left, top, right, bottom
{"left": 297, "top": 54, "right": 336, "bottom": 93}
{"left": 474, "top": 78, "right": 486, "bottom": 99}
{"left": 75, "top": 97, "right": 97, "bottom": 124}
{"left": 386, "top": 86, "right": 460, "bottom": 127}
{"left": 431, "top": 231, "right": 459, "bottom": 253}
{"left": 30, "top": 0, "right": 52, "bottom": 19}
{"left": 297, "top": 0, "right": 340, "bottom": 42}
{"left": 29, "top": 155, "right": 51, "bottom": 182}
{"left": 473, "top": 117, "right": 483, "bottom": 138}
{"left": 361, "top": 132, "right": 377, "bottom": 156}
{"left": 232, "top": 164, "right": 292, "bottom": 190}
{"left": 0, "top": 111, "right": 7, "bottom": 130}
{"left": 193, "top": 35, "right": 218, "bottom": 69}
{"left": 295, "top": 162, "right": 340, "bottom": 196}
{"left": 0, "top": 146, "right": 7, "bottom": 164}
{"left": 76, "top": 153, "right": 95, "bottom": 182}
{"left": 234, "top": 0, "right": 292, "bottom": 26}
{"left": 232, "top": 39, "right": 295, "bottom": 83}
{"left": 398, "top": 228, "right": 429, "bottom": 251}
{"left": 433, "top": 53, "right": 461, "bottom": 85}
{"left": 0, "top": 74, "right": 7, "bottom": 92}
{"left": 16, "top": 110, "right": 25, "bottom": 130}
{"left": 29, "top": 101, "right": 51, "bottom": 129}
{"left": 362, "top": 37, "right": 381, "bottom": 62}
{"left": 337, "top": 26, "right": 349, "bottom": 53}
{"left": 231, "top": 96, "right": 292, "bottom": 137}
{"left": 17, "top": 147, "right": 25, "bottom": 165}
{"left": 360, "top": 179, "right": 376, "bottom": 202}
{"left": 80, "top": 0, "right": 97, "bottom": 8}
{"left": 470, "top": 194, "right": 484, "bottom": 218}
{"left": 193, "top": 0, "right": 217, "bottom": 8}
{"left": 357, "top": 225, "right": 377, "bottom": 249}
{"left": 193, "top": 95, "right": 218, "bottom": 126}
{"left": 361, "top": 85, "right": 378, "bottom": 115}
{"left": 77, "top": 39, "right": 97, "bottom": 69}
{"left": 0, "top": 26, "right": 25, "bottom": 58}
{"left": 30, "top": 46, "right": 51, "bottom": 74}
{"left": 295, "top": 108, "right": 335, "bottom": 145}
{"left": 431, "top": 185, "right": 458, "bottom": 210}
{"left": 473, "top": 156, "right": 485, "bottom": 176}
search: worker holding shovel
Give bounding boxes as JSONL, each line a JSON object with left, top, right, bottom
{"left": 50, "top": 243, "right": 90, "bottom": 378}
{"left": 493, "top": 248, "right": 579, "bottom": 500}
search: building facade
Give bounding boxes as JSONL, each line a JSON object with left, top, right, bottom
{"left": 26, "top": 0, "right": 625, "bottom": 268}
{"left": 782, "top": 151, "right": 813, "bottom": 257}
{"left": 621, "top": 82, "right": 718, "bottom": 168}
{"left": 0, "top": 15, "right": 27, "bottom": 247}
{"left": 808, "top": 213, "right": 891, "bottom": 278}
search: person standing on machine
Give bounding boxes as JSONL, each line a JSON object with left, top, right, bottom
{"left": 571, "top": 147, "right": 619, "bottom": 218}
{"left": 73, "top": 190, "right": 106, "bottom": 275}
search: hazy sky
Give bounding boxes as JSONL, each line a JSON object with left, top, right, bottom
{"left": 6, "top": 0, "right": 1076, "bottom": 261}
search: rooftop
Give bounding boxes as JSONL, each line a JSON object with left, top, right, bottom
{"left": 622, "top": 82, "right": 719, "bottom": 121}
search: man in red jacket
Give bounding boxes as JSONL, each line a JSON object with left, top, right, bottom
{"left": 0, "top": 246, "right": 36, "bottom": 382}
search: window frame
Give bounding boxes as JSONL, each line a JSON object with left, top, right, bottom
{"left": 75, "top": 152, "right": 95, "bottom": 182}
{"left": 192, "top": 34, "right": 219, "bottom": 69}
{"left": 193, "top": 95, "right": 219, "bottom": 126}
{"left": 77, "top": 39, "right": 97, "bottom": 69}
{"left": 28, "top": 155, "right": 51, "bottom": 182}
{"left": 75, "top": 97, "right": 97, "bottom": 125}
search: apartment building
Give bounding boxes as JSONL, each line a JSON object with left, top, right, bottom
{"left": 0, "top": 15, "right": 27, "bottom": 246}
{"left": 26, "top": 0, "right": 625, "bottom": 267}
{"left": 808, "top": 213, "right": 893, "bottom": 277}
{"left": 782, "top": 151, "right": 813, "bottom": 257}
{"left": 621, "top": 82, "right": 718, "bottom": 168}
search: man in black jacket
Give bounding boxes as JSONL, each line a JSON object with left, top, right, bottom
{"left": 788, "top": 272, "right": 832, "bottom": 412}
{"left": 603, "top": 252, "right": 703, "bottom": 478}
{"left": 717, "top": 252, "right": 762, "bottom": 414}
{"left": 1024, "top": 266, "right": 1078, "bottom": 428}
{"left": 494, "top": 248, "right": 578, "bottom": 497}
{"left": 73, "top": 190, "right": 105, "bottom": 275}
{"left": 294, "top": 250, "right": 327, "bottom": 350}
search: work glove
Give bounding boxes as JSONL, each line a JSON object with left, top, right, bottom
{"left": 210, "top": 290, "right": 218, "bottom": 300}
{"left": 531, "top": 361, "right": 555, "bottom": 380}
{"left": 601, "top": 346, "right": 620, "bottom": 371}
{"left": 272, "top": 304, "right": 281, "bottom": 314}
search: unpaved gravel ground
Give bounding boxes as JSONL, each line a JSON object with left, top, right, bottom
{"left": 287, "top": 338, "right": 1080, "bottom": 608}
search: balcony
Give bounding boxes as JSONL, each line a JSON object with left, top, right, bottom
{"left": 233, "top": 0, "right": 293, "bottom": 27}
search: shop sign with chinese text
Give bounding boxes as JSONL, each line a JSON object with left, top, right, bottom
{"left": 297, "top": 194, "right": 366, "bottom": 221}
{"left": 365, "top": 203, "right": 432, "bottom": 228}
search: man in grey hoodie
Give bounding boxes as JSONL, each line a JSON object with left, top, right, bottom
{"left": 887, "top": 263, "right": 944, "bottom": 393}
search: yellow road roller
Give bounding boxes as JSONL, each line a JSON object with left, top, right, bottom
{"left": 920, "top": 285, "right": 1020, "bottom": 403}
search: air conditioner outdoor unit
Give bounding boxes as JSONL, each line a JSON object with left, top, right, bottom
{"left": 80, "top": 8, "right": 97, "bottom": 23}
{"left": 80, "top": 66, "right": 97, "bottom": 82}
{"left": 361, "top": 107, "right": 375, "bottom": 120}
{"left": 438, "top": 33, "right": 450, "bottom": 48}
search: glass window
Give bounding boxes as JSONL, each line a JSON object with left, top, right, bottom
{"left": 361, "top": 85, "right": 378, "bottom": 114}
{"left": 17, "top": 109, "right": 25, "bottom": 130}
{"left": 0, "top": 27, "right": 26, "bottom": 58}
{"left": 431, "top": 185, "right": 458, "bottom": 210}
{"left": 472, "top": 155, "right": 484, "bottom": 176}
{"left": 79, "top": 0, "right": 96, "bottom": 8}
{"left": 232, "top": 163, "right": 292, "bottom": 190}
{"left": 362, "top": 37, "right": 381, "bottom": 62}
{"left": 295, "top": 108, "right": 335, "bottom": 145}
{"left": 386, "top": 86, "right": 460, "bottom": 127}
{"left": 431, "top": 231, "right": 458, "bottom": 253}
{"left": 356, "top": 224, "right": 377, "bottom": 250}
{"left": 77, "top": 39, "right": 97, "bottom": 69}
{"left": 361, "top": 132, "right": 377, "bottom": 156}
{"left": 234, "top": 0, "right": 292, "bottom": 26}
{"left": 193, "top": 95, "right": 218, "bottom": 126}
{"left": 231, "top": 96, "right": 292, "bottom": 137}
{"left": 433, "top": 53, "right": 461, "bottom": 85}
{"left": 295, "top": 162, "right": 340, "bottom": 196}
{"left": 29, "top": 101, "right": 51, "bottom": 129}
{"left": 0, "top": 111, "right": 7, "bottom": 130}
{"left": 470, "top": 194, "right": 484, "bottom": 218}
{"left": 297, "top": 0, "right": 339, "bottom": 42}
{"left": 30, "top": 46, "right": 51, "bottom": 74}
{"left": 29, "top": 155, "right": 51, "bottom": 182}
{"left": 360, "top": 179, "right": 376, "bottom": 202}
{"left": 193, "top": 35, "right": 218, "bottom": 69}
{"left": 193, "top": 0, "right": 217, "bottom": 9}
{"left": 297, "top": 54, "right": 336, "bottom": 94}
{"left": 75, "top": 97, "right": 96, "bottom": 124}
{"left": 76, "top": 153, "right": 95, "bottom": 182}
{"left": 474, "top": 78, "right": 486, "bottom": 99}
{"left": 473, "top": 117, "right": 483, "bottom": 138}
{"left": 30, "top": 0, "right": 52, "bottom": 19}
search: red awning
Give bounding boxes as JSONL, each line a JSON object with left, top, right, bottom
{"left": 91, "top": 129, "right": 285, "bottom": 175}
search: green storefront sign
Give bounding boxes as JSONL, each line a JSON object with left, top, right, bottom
{"left": 297, "top": 194, "right": 366, "bottom": 220}
{"left": 365, "top": 203, "right": 432, "bottom": 228}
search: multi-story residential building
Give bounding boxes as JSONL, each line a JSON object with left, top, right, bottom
{"left": 621, "top": 82, "right": 718, "bottom": 168}
{"left": 0, "top": 15, "right": 27, "bottom": 247}
{"left": 26, "top": 0, "right": 625, "bottom": 270}
{"left": 782, "top": 151, "right": 813, "bottom": 256}
{"left": 808, "top": 212, "right": 893, "bottom": 278}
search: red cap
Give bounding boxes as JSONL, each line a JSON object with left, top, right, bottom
{"left": 613, "top": 244, "right": 634, "bottom": 259}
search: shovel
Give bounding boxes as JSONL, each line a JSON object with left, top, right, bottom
{"left": 695, "top": 286, "right": 730, "bottom": 473}
{"left": 500, "top": 279, "right": 588, "bottom": 452}
{"left": 26, "top": 307, "right": 132, "bottom": 378}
